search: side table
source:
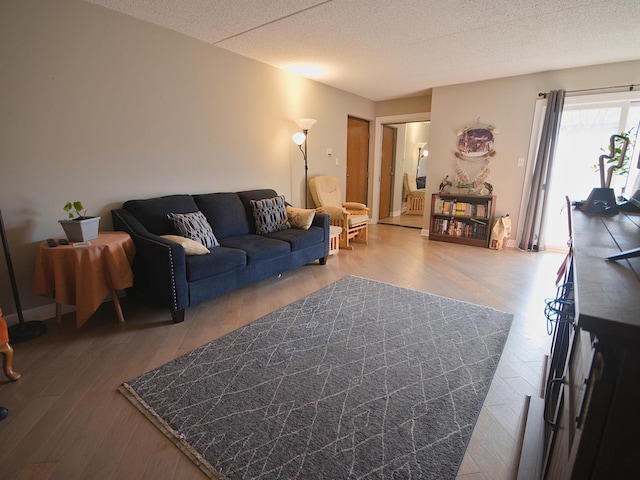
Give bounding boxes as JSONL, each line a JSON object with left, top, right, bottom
{"left": 329, "top": 225, "right": 342, "bottom": 255}
{"left": 33, "top": 232, "right": 136, "bottom": 328}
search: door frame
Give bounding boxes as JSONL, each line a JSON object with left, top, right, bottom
{"left": 372, "top": 112, "right": 430, "bottom": 225}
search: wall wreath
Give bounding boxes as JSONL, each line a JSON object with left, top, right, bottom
{"left": 454, "top": 121, "right": 498, "bottom": 194}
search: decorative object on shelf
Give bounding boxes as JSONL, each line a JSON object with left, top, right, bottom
{"left": 0, "top": 209, "right": 47, "bottom": 342}
{"left": 439, "top": 175, "right": 452, "bottom": 193}
{"left": 58, "top": 201, "right": 100, "bottom": 242}
{"left": 581, "top": 133, "right": 631, "bottom": 214}
{"left": 292, "top": 118, "right": 317, "bottom": 208}
{"left": 454, "top": 120, "right": 498, "bottom": 194}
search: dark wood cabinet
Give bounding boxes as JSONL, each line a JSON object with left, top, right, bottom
{"left": 518, "top": 210, "right": 640, "bottom": 480}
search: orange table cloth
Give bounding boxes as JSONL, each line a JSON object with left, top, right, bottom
{"left": 33, "top": 232, "right": 135, "bottom": 328}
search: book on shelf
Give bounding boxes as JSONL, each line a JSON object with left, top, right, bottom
{"left": 434, "top": 197, "right": 491, "bottom": 218}
{"left": 431, "top": 218, "right": 488, "bottom": 239}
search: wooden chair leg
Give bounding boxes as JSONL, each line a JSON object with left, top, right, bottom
{"left": 0, "top": 342, "right": 21, "bottom": 381}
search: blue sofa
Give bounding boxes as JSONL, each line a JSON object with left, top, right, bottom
{"left": 111, "top": 189, "right": 329, "bottom": 322}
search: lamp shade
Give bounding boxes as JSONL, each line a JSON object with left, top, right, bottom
{"left": 295, "top": 118, "right": 317, "bottom": 130}
{"left": 292, "top": 132, "right": 306, "bottom": 146}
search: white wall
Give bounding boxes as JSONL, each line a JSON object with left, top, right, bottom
{"left": 426, "top": 60, "right": 640, "bottom": 236}
{"left": 0, "top": 0, "right": 375, "bottom": 317}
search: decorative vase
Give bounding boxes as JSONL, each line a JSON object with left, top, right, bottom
{"left": 58, "top": 216, "right": 100, "bottom": 242}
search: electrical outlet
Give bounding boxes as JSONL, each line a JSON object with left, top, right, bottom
{"left": 517, "top": 157, "right": 525, "bottom": 167}
{"left": 327, "top": 148, "right": 332, "bottom": 156}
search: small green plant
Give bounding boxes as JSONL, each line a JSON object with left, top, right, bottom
{"left": 63, "top": 201, "right": 88, "bottom": 219}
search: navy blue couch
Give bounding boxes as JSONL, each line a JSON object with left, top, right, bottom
{"left": 111, "top": 189, "right": 329, "bottom": 322}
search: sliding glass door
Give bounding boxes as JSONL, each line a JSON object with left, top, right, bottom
{"left": 543, "top": 93, "right": 640, "bottom": 250}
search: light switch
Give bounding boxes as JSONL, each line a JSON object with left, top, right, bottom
{"left": 327, "top": 148, "right": 333, "bottom": 156}
{"left": 517, "top": 157, "right": 525, "bottom": 167}
{"left": 335, "top": 157, "right": 339, "bottom": 165}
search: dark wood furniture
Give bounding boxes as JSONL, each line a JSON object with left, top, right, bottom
{"left": 429, "top": 193, "right": 495, "bottom": 247}
{"left": 518, "top": 209, "right": 640, "bottom": 479}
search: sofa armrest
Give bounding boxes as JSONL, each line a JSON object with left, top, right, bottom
{"left": 111, "top": 208, "right": 188, "bottom": 315}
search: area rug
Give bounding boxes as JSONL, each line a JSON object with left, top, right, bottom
{"left": 120, "top": 275, "right": 513, "bottom": 479}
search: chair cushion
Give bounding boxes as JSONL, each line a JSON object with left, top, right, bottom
{"left": 348, "top": 214, "right": 369, "bottom": 227}
{"left": 167, "top": 211, "right": 219, "bottom": 248}
{"left": 310, "top": 176, "right": 342, "bottom": 208}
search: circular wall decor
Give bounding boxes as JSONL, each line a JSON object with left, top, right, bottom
{"left": 457, "top": 128, "right": 494, "bottom": 157}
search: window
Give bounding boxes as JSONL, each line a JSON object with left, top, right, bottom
{"left": 543, "top": 92, "right": 640, "bottom": 250}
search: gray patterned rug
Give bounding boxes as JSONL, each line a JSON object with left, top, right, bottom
{"left": 120, "top": 276, "right": 513, "bottom": 479}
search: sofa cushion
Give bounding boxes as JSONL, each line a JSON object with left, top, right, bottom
{"left": 185, "top": 246, "right": 247, "bottom": 282}
{"left": 167, "top": 211, "right": 219, "bottom": 248}
{"left": 123, "top": 194, "right": 198, "bottom": 235}
{"left": 194, "top": 193, "right": 250, "bottom": 239}
{"left": 265, "top": 225, "right": 324, "bottom": 251}
{"left": 220, "top": 234, "right": 290, "bottom": 264}
{"left": 286, "top": 206, "right": 315, "bottom": 230}
{"left": 237, "top": 189, "right": 279, "bottom": 233}
{"left": 251, "top": 195, "right": 291, "bottom": 234}
{"left": 160, "top": 235, "right": 210, "bottom": 255}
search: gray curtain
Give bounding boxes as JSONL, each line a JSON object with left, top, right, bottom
{"left": 519, "top": 89, "right": 566, "bottom": 251}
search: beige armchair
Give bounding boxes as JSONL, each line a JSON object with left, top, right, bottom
{"left": 403, "top": 173, "right": 425, "bottom": 215}
{"left": 309, "top": 175, "right": 369, "bottom": 250}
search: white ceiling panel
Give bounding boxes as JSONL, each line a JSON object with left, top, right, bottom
{"left": 84, "top": 0, "right": 640, "bottom": 100}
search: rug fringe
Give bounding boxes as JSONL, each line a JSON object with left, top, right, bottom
{"left": 119, "top": 383, "right": 225, "bottom": 480}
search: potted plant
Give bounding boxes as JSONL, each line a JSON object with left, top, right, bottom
{"left": 58, "top": 201, "right": 100, "bottom": 242}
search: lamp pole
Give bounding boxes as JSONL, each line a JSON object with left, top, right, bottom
{"left": 303, "top": 129, "right": 309, "bottom": 208}
{"left": 292, "top": 118, "right": 316, "bottom": 208}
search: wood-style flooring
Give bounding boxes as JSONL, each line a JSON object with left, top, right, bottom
{"left": 378, "top": 213, "right": 425, "bottom": 229}
{"left": 0, "top": 224, "right": 564, "bottom": 480}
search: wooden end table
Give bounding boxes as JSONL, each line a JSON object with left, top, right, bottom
{"left": 33, "top": 232, "right": 135, "bottom": 328}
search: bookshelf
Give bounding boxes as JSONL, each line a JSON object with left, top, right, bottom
{"left": 429, "top": 193, "right": 495, "bottom": 247}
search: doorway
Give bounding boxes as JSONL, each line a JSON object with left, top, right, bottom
{"left": 346, "top": 116, "right": 370, "bottom": 204}
{"left": 379, "top": 125, "right": 396, "bottom": 219}
{"left": 377, "top": 121, "right": 430, "bottom": 229}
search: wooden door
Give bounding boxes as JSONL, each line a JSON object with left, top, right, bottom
{"left": 379, "top": 125, "right": 396, "bottom": 218}
{"left": 347, "top": 116, "right": 370, "bottom": 204}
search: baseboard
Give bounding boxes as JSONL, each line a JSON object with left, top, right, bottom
{"left": 2, "top": 303, "right": 76, "bottom": 327}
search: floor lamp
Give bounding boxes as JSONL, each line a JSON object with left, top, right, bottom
{"left": 292, "top": 118, "right": 317, "bottom": 208}
{"left": 0, "top": 209, "right": 47, "bottom": 342}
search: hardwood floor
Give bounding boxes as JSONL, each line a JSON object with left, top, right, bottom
{"left": 0, "top": 224, "right": 564, "bottom": 480}
{"left": 378, "top": 213, "right": 425, "bottom": 229}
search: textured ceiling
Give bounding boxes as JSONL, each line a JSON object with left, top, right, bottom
{"left": 84, "top": 0, "right": 640, "bottom": 101}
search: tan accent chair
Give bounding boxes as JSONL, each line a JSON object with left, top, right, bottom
{"left": 309, "top": 176, "right": 369, "bottom": 250}
{"left": 403, "top": 173, "right": 425, "bottom": 215}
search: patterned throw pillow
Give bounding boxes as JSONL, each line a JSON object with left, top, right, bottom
{"left": 286, "top": 205, "right": 315, "bottom": 230}
{"left": 251, "top": 195, "right": 291, "bottom": 234}
{"left": 167, "top": 211, "right": 219, "bottom": 248}
{"left": 160, "top": 235, "right": 210, "bottom": 255}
